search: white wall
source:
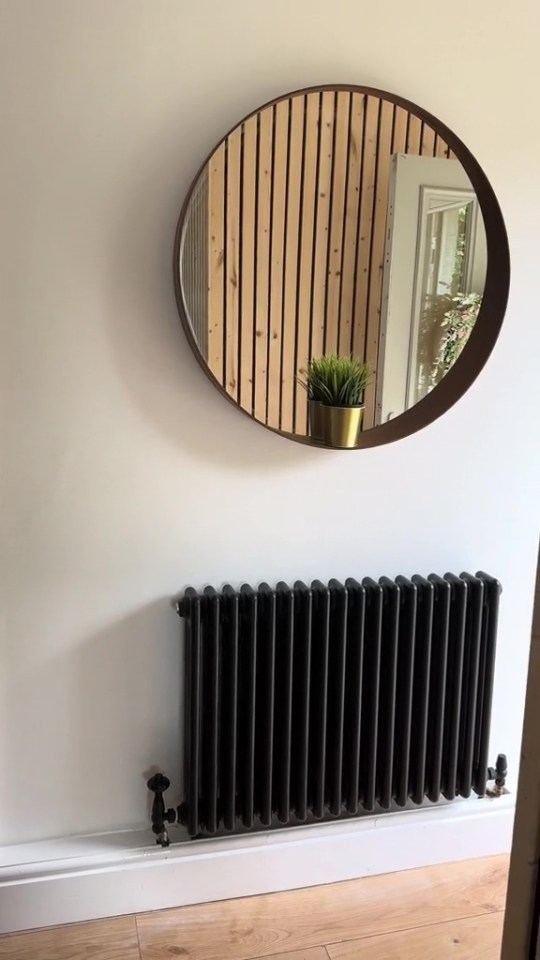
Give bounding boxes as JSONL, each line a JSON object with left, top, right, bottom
{"left": 1, "top": 0, "right": 539, "bottom": 847}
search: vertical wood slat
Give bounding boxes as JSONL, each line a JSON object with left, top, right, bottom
{"left": 288, "top": 98, "right": 309, "bottom": 433}
{"left": 304, "top": 91, "right": 335, "bottom": 429}
{"left": 254, "top": 110, "right": 273, "bottom": 424}
{"left": 207, "top": 144, "right": 225, "bottom": 382}
{"left": 239, "top": 117, "right": 257, "bottom": 415}
{"left": 267, "top": 101, "right": 290, "bottom": 430}
{"left": 435, "top": 133, "right": 450, "bottom": 158}
{"left": 421, "top": 122, "right": 436, "bottom": 158}
{"left": 363, "top": 98, "right": 394, "bottom": 430}
{"left": 289, "top": 97, "right": 310, "bottom": 433}
{"left": 225, "top": 129, "right": 241, "bottom": 401}
{"left": 291, "top": 92, "right": 318, "bottom": 433}
{"left": 339, "top": 94, "right": 365, "bottom": 356}
{"left": 351, "top": 95, "right": 379, "bottom": 365}
{"left": 325, "top": 92, "right": 351, "bottom": 357}
{"left": 391, "top": 105, "right": 409, "bottom": 155}
{"left": 406, "top": 113, "right": 423, "bottom": 154}
{"left": 280, "top": 94, "right": 306, "bottom": 434}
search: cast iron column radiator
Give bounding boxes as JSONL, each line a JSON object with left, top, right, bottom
{"left": 148, "top": 572, "right": 507, "bottom": 846}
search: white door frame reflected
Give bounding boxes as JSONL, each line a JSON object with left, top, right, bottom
{"left": 405, "top": 186, "right": 479, "bottom": 409}
{"left": 376, "top": 155, "right": 487, "bottom": 425}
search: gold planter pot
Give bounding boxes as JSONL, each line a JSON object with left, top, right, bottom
{"left": 308, "top": 400, "right": 324, "bottom": 440}
{"left": 316, "top": 402, "right": 365, "bottom": 448}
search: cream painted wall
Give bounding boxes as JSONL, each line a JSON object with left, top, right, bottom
{"left": 1, "top": 0, "right": 539, "bottom": 846}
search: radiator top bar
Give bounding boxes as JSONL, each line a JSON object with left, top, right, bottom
{"left": 174, "top": 572, "right": 501, "bottom": 619}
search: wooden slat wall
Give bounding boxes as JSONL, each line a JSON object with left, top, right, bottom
{"left": 282, "top": 95, "right": 306, "bottom": 433}
{"left": 338, "top": 94, "right": 364, "bottom": 358}
{"left": 296, "top": 93, "right": 321, "bottom": 432}
{"left": 239, "top": 116, "right": 257, "bottom": 413}
{"left": 267, "top": 100, "right": 289, "bottom": 428}
{"left": 225, "top": 127, "right": 241, "bottom": 400}
{"left": 254, "top": 108, "right": 273, "bottom": 423}
{"left": 204, "top": 92, "right": 451, "bottom": 434}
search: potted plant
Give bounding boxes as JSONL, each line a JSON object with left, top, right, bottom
{"left": 299, "top": 354, "right": 372, "bottom": 448}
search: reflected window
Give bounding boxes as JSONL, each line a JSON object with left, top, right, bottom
{"left": 413, "top": 195, "right": 479, "bottom": 404}
{"left": 378, "top": 156, "right": 487, "bottom": 424}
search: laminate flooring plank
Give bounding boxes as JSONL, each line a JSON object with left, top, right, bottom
{"left": 248, "top": 951, "right": 328, "bottom": 960}
{"left": 136, "top": 856, "right": 508, "bottom": 960}
{"left": 326, "top": 910, "right": 504, "bottom": 959}
{"left": 0, "top": 916, "right": 140, "bottom": 960}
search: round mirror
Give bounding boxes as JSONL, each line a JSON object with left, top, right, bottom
{"left": 174, "top": 85, "right": 509, "bottom": 448}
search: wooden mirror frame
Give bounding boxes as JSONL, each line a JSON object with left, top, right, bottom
{"left": 173, "top": 84, "right": 510, "bottom": 449}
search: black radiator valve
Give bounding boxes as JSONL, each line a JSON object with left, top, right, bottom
{"left": 147, "top": 773, "right": 177, "bottom": 847}
{"left": 487, "top": 753, "right": 508, "bottom": 797}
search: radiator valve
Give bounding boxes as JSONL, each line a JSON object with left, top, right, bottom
{"left": 487, "top": 753, "right": 508, "bottom": 798}
{"left": 147, "top": 773, "right": 176, "bottom": 847}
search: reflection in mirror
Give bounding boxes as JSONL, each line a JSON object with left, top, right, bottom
{"left": 378, "top": 154, "right": 486, "bottom": 422}
{"left": 178, "top": 89, "right": 487, "bottom": 444}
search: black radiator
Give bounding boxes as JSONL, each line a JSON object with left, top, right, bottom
{"left": 174, "top": 572, "right": 501, "bottom": 839}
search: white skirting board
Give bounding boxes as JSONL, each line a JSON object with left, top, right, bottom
{"left": 0, "top": 796, "right": 514, "bottom": 934}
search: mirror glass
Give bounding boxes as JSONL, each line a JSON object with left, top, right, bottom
{"left": 176, "top": 88, "right": 487, "bottom": 444}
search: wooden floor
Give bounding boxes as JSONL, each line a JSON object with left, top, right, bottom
{"left": 0, "top": 855, "right": 508, "bottom": 959}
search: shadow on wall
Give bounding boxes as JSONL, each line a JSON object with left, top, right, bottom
{"left": 73, "top": 599, "right": 184, "bottom": 832}
{"left": 1, "top": 599, "right": 184, "bottom": 841}
{"left": 104, "top": 104, "right": 323, "bottom": 474}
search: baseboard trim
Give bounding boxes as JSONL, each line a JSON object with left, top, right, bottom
{"left": 0, "top": 797, "right": 514, "bottom": 934}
